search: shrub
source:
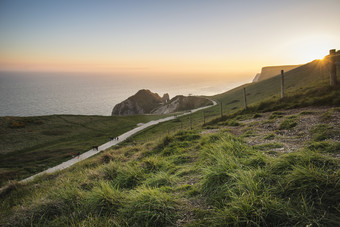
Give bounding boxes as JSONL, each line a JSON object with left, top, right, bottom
{"left": 8, "top": 120, "right": 25, "bottom": 128}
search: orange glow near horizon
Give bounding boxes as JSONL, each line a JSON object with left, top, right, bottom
{"left": 0, "top": 55, "right": 261, "bottom": 81}
{"left": 1, "top": 1, "right": 339, "bottom": 82}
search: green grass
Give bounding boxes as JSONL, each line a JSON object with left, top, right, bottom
{"left": 308, "top": 141, "right": 340, "bottom": 154}
{"left": 0, "top": 114, "right": 165, "bottom": 186}
{"left": 198, "top": 135, "right": 340, "bottom": 226}
{"left": 310, "top": 124, "right": 339, "bottom": 141}
{"left": 1, "top": 127, "right": 339, "bottom": 226}
{"left": 279, "top": 118, "right": 298, "bottom": 130}
{"left": 264, "top": 133, "right": 276, "bottom": 140}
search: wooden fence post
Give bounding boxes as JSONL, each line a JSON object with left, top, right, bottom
{"left": 243, "top": 87, "right": 248, "bottom": 110}
{"left": 203, "top": 110, "right": 205, "bottom": 125}
{"left": 281, "top": 70, "right": 285, "bottom": 98}
{"left": 220, "top": 102, "right": 223, "bottom": 118}
{"left": 190, "top": 116, "right": 192, "bottom": 130}
{"left": 329, "top": 50, "right": 337, "bottom": 87}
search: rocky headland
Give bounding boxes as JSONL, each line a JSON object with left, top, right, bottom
{"left": 111, "top": 89, "right": 213, "bottom": 115}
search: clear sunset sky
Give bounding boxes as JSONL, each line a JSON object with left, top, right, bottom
{"left": 0, "top": 0, "right": 339, "bottom": 80}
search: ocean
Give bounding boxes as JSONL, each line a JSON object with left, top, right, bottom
{"left": 0, "top": 71, "right": 245, "bottom": 116}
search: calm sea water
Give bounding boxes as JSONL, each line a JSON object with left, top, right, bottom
{"left": 0, "top": 71, "right": 244, "bottom": 116}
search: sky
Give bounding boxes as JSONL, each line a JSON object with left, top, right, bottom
{"left": 0, "top": 0, "right": 339, "bottom": 81}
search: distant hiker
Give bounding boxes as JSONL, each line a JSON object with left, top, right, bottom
{"left": 110, "top": 137, "right": 113, "bottom": 141}
{"left": 72, "top": 152, "right": 75, "bottom": 158}
{"left": 77, "top": 152, "right": 80, "bottom": 158}
{"left": 117, "top": 137, "right": 119, "bottom": 140}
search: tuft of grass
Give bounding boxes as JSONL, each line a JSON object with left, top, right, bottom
{"left": 242, "top": 130, "right": 256, "bottom": 138}
{"left": 264, "top": 133, "right": 275, "bottom": 140}
{"left": 269, "top": 111, "right": 285, "bottom": 119}
{"left": 140, "top": 156, "right": 168, "bottom": 173}
{"left": 253, "top": 113, "right": 262, "bottom": 118}
{"left": 253, "top": 143, "right": 283, "bottom": 151}
{"left": 218, "top": 119, "right": 240, "bottom": 126}
{"left": 122, "top": 186, "right": 178, "bottom": 226}
{"left": 308, "top": 141, "right": 340, "bottom": 154}
{"left": 143, "top": 171, "right": 177, "bottom": 187}
{"left": 100, "top": 161, "right": 145, "bottom": 189}
{"left": 86, "top": 181, "right": 125, "bottom": 215}
{"left": 299, "top": 110, "right": 315, "bottom": 115}
{"left": 279, "top": 118, "right": 297, "bottom": 130}
{"left": 310, "top": 124, "right": 335, "bottom": 141}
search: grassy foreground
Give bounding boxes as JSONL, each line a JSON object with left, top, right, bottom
{"left": 1, "top": 128, "right": 339, "bottom": 226}
{"left": 0, "top": 114, "right": 164, "bottom": 186}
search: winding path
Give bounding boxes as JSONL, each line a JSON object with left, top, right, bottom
{"left": 22, "top": 100, "right": 217, "bottom": 183}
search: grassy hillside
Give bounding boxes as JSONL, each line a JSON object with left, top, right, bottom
{"left": 1, "top": 109, "right": 339, "bottom": 226}
{"left": 0, "top": 114, "right": 165, "bottom": 186}
{"left": 1, "top": 55, "right": 340, "bottom": 225}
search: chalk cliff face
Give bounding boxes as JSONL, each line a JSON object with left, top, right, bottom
{"left": 111, "top": 89, "right": 212, "bottom": 116}
{"left": 253, "top": 65, "right": 301, "bottom": 82}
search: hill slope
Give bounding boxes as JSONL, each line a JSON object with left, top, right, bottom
{"left": 1, "top": 105, "right": 339, "bottom": 226}
{"left": 0, "top": 114, "right": 165, "bottom": 186}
